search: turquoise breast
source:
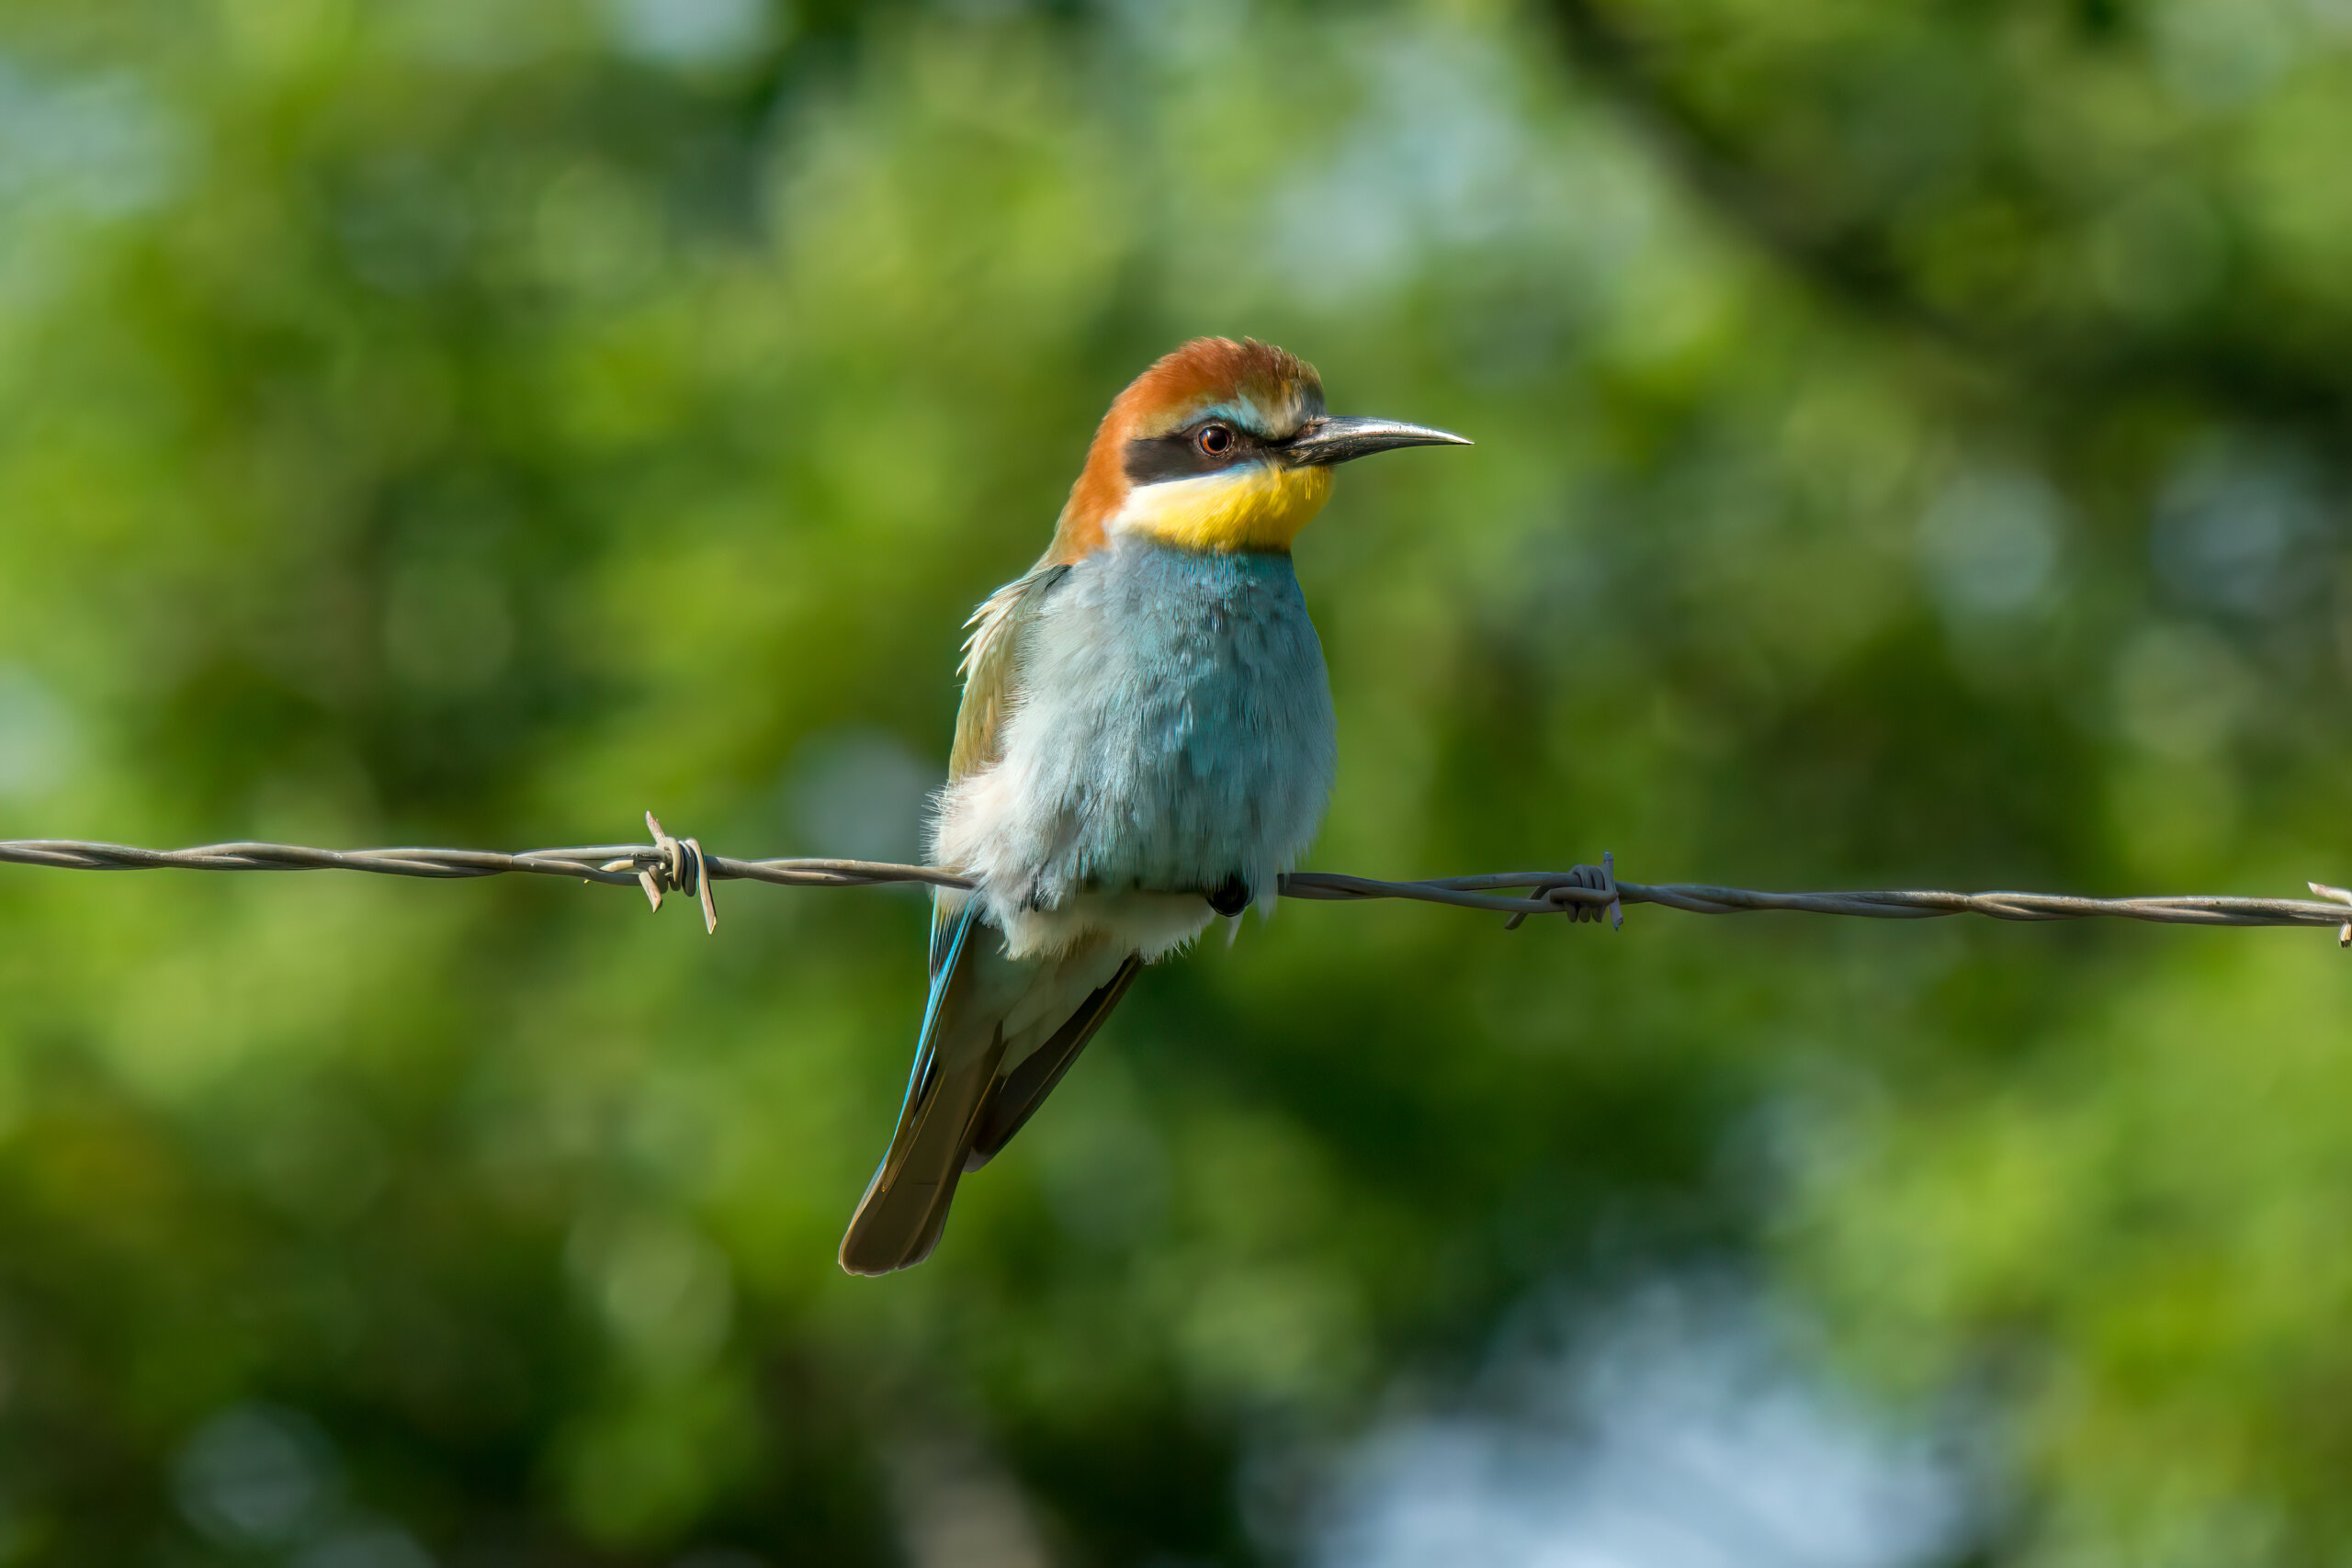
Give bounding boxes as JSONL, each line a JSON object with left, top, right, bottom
{"left": 995, "top": 538, "right": 1338, "bottom": 910}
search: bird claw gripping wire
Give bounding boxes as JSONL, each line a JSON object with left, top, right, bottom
{"left": 2311, "top": 882, "right": 2352, "bottom": 948}
{"left": 603, "top": 812, "right": 718, "bottom": 934}
{"left": 1507, "top": 850, "right": 1623, "bottom": 931}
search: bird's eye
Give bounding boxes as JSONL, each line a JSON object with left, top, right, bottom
{"left": 1197, "top": 423, "right": 1235, "bottom": 456}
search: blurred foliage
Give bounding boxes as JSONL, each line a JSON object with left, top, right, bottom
{"left": 0, "top": 0, "right": 2346, "bottom": 1562}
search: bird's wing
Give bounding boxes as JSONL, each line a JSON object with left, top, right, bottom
{"left": 843, "top": 564, "right": 1084, "bottom": 1274}
{"left": 841, "top": 561, "right": 1139, "bottom": 1274}
{"left": 947, "top": 561, "right": 1068, "bottom": 784}
{"left": 925, "top": 558, "right": 1066, "bottom": 982}
{"left": 964, "top": 953, "right": 1141, "bottom": 1169}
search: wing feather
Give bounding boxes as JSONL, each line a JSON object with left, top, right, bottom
{"left": 841, "top": 560, "right": 1113, "bottom": 1275}
{"left": 963, "top": 954, "right": 1140, "bottom": 1169}
{"left": 947, "top": 562, "right": 1067, "bottom": 784}
{"left": 929, "top": 560, "right": 1067, "bottom": 982}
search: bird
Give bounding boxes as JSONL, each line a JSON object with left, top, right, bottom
{"left": 839, "top": 337, "right": 1468, "bottom": 1275}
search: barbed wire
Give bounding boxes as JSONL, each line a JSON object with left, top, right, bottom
{"left": 4, "top": 814, "right": 2347, "bottom": 946}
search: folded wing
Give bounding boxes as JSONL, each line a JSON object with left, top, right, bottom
{"left": 841, "top": 560, "right": 1134, "bottom": 1275}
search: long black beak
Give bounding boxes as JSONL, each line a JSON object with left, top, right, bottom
{"left": 1282, "top": 415, "right": 1472, "bottom": 467}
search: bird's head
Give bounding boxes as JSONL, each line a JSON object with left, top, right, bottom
{"left": 1045, "top": 337, "right": 1468, "bottom": 562}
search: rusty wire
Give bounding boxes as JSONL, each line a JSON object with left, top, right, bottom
{"left": 3, "top": 814, "right": 2347, "bottom": 946}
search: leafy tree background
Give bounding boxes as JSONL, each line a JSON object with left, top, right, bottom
{"left": 0, "top": 0, "right": 2347, "bottom": 1562}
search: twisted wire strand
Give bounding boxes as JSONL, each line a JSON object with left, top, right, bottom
{"left": 4, "top": 818, "right": 2348, "bottom": 942}
{"left": 1279, "top": 871, "right": 2352, "bottom": 931}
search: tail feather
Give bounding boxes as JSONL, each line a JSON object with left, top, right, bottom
{"left": 836, "top": 1038, "right": 1001, "bottom": 1274}
{"left": 840, "top": 907, "right": 1147, "bottom": 1275}
{"left": 840, "top": 904, "right": 1007, "bottom": 1276}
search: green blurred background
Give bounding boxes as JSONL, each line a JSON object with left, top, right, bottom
{"left": 2, "top": 0, "right": 2350, "bottom": 1562}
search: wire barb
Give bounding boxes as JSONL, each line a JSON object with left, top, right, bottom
{"left": 601, "top": 815, "right": 718, "bottom": 932}
{"left": 1501, "top": 852, "right": 1621, "bottom": 931}
{"left": 2, "top": 827, "right": 2348, "bottom": 942}
{"left": 643, "top": 812, "right": 717, "bottom": 934}
{"left": 2311, "top": 882, "right": 2352, "bottom": 949}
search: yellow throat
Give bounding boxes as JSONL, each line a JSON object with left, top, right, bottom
{"left": 1118, "top": 463, "right": 1335, "bottom": 554}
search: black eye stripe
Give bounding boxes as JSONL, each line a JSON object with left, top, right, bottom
{"left": 1122, "top": 420, "right": 1267, "bottom": 485}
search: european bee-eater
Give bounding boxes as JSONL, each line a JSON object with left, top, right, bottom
{"left": 840, "top": 338, "right": 1467, "bottom": 1275}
